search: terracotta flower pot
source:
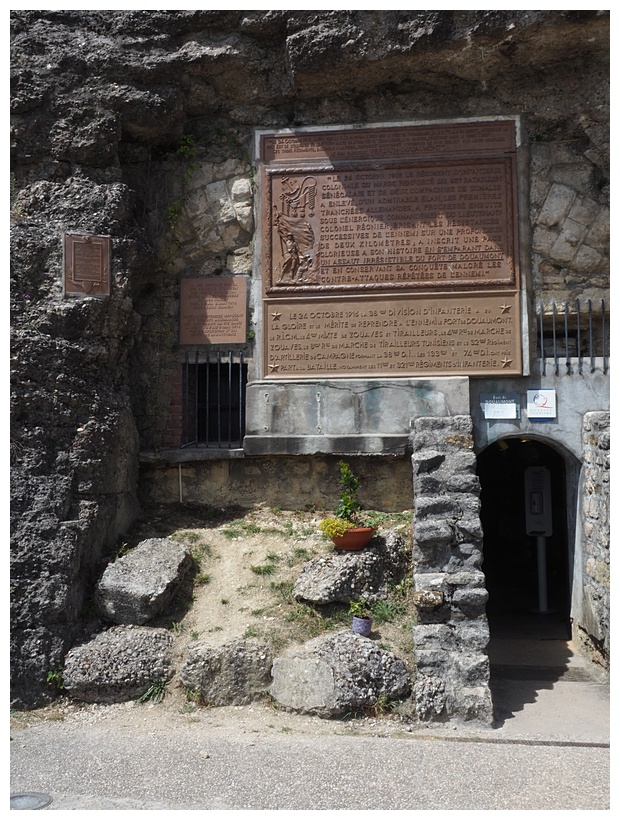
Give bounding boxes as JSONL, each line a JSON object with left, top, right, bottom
{"left": 331, "top": 527, "right": 375, "bottom": 551}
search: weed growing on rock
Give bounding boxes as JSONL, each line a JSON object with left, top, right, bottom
{"left": 136, "top": 679, "right": 167, "bottom": 704}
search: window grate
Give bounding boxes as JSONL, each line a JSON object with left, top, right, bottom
{"left": 182, "top": 351, "right": 247, "bottom": 448}
{"left": 536, "top": 299, "right": 608, "bottom": 375}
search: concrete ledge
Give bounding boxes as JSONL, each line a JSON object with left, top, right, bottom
{"left": 242, "top": 434, "right": 410, "bottom": 456}
{"left": 140, "top": 448, "right": 245, "bottom": 464}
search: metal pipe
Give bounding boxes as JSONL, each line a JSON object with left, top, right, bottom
{"left": 217, "top": 350, "right": 222, "bottom": 447}
{"left": 539, "top": 300, "right": 545, "bottom": 375}
{"left": 239, "top": 352, "right": 244, "bottom": 447}
{"left": 589, "top": 299, "right": 594, "bottom": 373}
{"left": 602, "top": 298, "right": 607, "bottom": 374}
{"left": 564, "top": 300, "right": 570, "bottom": 373}
{"left": 228, "top": 351, "right": 233, "bottom": 448}
{"left": 194, "top": 350, "right": 199, "bottom": 446}
{"left": 552, "top": 301, "right": 558, "bottom": 375}
{"left": 576, "top": 298, "right": 582, "bottom": 375}
{"left": 182, "top": 352, "right": 189, "bottom": 447}
{"left": 205, "top": 351, "right": 210, "bottom": 447}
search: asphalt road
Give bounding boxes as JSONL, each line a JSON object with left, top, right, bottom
{"left": 10, "top": 672, "right": 611, "bottom": 813}
{"left": 11, "top": 619, "right": 611, "bottom": 812}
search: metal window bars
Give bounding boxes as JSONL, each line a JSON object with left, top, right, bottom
{"left": 537, "top": 299, "right": 608, "bottom": 376}
{"left": 182, "top": 350, "right": 247, "bottom": 448}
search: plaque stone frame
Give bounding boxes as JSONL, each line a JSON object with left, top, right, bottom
{"left": 257, "top": 118, "right": 525, "bottom": 379}
{"left": 63, "top": 233, "right": 111, "bottom": 297}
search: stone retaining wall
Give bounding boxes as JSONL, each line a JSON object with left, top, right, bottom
{"left": 411, "top": 415, "right": 492, "bottom": 723}
{"left": 577, "top": 411, "right": 610, "bottom": 664}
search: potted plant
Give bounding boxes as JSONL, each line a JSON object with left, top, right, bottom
{"left": 318, "top": 461, "right": 375, "bottom": 550}
{"left": 349, "top": 600, "right": 373, "bottom": 637}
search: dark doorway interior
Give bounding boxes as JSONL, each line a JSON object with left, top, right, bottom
{"left": 477, "top": 438, "right": 573, "bottom": 725}
{"left": 477, "top": 437, "right": 570, "bottom": 626}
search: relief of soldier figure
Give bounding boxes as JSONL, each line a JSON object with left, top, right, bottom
{"left": 273, "top": 176, "right": 319, "bottom": 285}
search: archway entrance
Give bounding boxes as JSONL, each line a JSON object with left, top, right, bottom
{"left": 477, "top": 437, "right": 571, "bottom": 630}
{"left": 477, "top": 437, "right": 575, "bottom": 724}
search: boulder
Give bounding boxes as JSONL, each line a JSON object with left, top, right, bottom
{"left": 95, "top": 537, "right": 193, "bottom": 624}
{"left": 181, "top": 638, "right": 273, "bottom": 706}
{"left": 270, "top": 630, "right": 411, "bottom": 718}
{"left": 63, "top": 625, "right": 174, "bottom": 703}
{"left": 292, "top": 530, "right": 409, "bottom": 605}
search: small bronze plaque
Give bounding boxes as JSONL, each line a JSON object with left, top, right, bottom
{"left": 264, "top": 292, "right": 521, "bottom": 378}
{"left": 63, "top": 233, "right": 110, "bottom": 296}
{"left": 180, "top": 277, "right": 247, "bottom": 344}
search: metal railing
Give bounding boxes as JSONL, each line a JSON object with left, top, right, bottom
{"left": 182, "top": 351, "right": 247, "bottom": 448}
{"left": 536, "top": 299, "right": 608, "bottom": 375}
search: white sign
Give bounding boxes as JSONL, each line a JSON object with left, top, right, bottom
{"left": 481, "top": 392, "right": 519, "bottom": 420}
{"left": 526, "top": 389, "right": 557, "bottom": 419}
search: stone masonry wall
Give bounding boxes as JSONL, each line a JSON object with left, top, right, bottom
{"left": 577, "top": 411, "right": 610, "bottom": 664}
{"left": 411, "top": 416, "right": 491, "bottom": 724}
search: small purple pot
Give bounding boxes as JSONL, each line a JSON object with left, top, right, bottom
{"left": 351, "top": 615, "right": 372, "bottom": 637}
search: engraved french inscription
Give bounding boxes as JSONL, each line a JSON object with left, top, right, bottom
{"left": 261, "top": 121, "right": 516, "bottom": 163}
{"left": 64, "top": 233, "right": 110, "bottom": 296}
{"left": 267, "top": 159, "right": 515, "bottom": 292}
{"left": 180, "top": 277, "right": 247, "bottom": 344}
{"left": 259, "top": 120, "right": 523, "bottom": 378}
{"left": 264, "top": 292, "right": 521, "bottom": 378}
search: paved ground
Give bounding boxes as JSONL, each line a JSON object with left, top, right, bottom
{"left": 10, "top": 614, "right": 611, "bottom": 812}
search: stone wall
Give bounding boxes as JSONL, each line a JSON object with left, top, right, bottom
{"left": 10, "top": 10, "right": 609, "bottom": 708}
{"left": 576, "top": 412, "right": 610, "bottom": 664}
{"left": 411, "top": 415, "right": 491, "bottom": 723}
{"left": 139, "top": 454, "right": 412, "bottom": 512}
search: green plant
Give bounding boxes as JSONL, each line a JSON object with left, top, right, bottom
{"left": 334, "top": 461, "right": 362, "bottom": 522}
{"left": 318, "top": 517, "right": 355, "bottom": 539}
{"left": 136, "top": 679, "right": 167, "bottom": 704}
{"left": 370, "top": 599, "right": 403, "bottom": 624}
{"left": 250, "top": 563, "right": 276, "bottom": 576}
{"left": 319, "top": 462, "right": 369, "bottom": 537}
{"left": 184, "top": 686, "right": 202, "bottom": 703}
{"left": 195, "top": 572, "right": 211, "bottom": 586}
{"left": 46, "top": 670, "right": 64, "bottom": 690}
{"left": 349, "top": 600, "right": 370, "bottom": 618}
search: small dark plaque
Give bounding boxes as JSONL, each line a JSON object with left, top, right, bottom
{"left": 64, "top": 233, "right": 110, "bottom": 296}
{"left": 180, "top": 277, "right": 247, "bottom": 344}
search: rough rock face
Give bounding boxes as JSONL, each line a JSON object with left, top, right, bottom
{"left": 293, "top": 531, "right": 409, "bottom": 605}
{"left": 181, "top": 639, "right": 273, "bottom": 706}
{"left": 62, "top": 625, "right": 174, "bottom": 703}
{"left": 270, "top": 630, "right": 411, "bottom": 718}
{"left": 10, "top": 10, "right": 609, "bottom": 708}
{"left": 95, "top": 538, "right": 193, "bottom": 625}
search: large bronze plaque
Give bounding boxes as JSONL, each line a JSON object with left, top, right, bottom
{"left": 180, "top": 277, "right": 247, "bottom": 344}
{"left": 264, "top": 292, "right": 521, "bottom": 378}
{"left": 259, "top": 120, "right": 523, "bottom": 378}
{"left": 63, "top": 233, "right": 110, "bottom": 296}
{"left": 261, "top": 120, "right": 519, "bottom": 294}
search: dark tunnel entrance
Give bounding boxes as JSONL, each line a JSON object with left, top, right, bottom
{"left": 477, "top": 437, "right": 572, "bottom": 638}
